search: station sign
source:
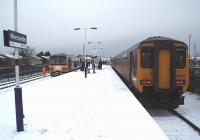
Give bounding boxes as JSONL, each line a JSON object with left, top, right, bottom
{"left": 3, "top": 30, "right": 27, "bottom": 49}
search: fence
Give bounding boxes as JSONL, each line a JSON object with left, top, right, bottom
{"left": 0, "top": 65, "right": 46, "bottom": 83}
{"left": 189, "top": 66, "right": 200, "bottom": 93}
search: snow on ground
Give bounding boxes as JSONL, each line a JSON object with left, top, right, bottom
{"left": 175, "top": 92, "right": 200, "bottom": 128}
{"left": 0, "top": 65, "right": 168, "bottom": 140}
{"left": 148, "top": 109, "right": 200, "bottom": 140}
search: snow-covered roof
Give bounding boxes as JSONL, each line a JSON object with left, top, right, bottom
{"left": 190, "top": 57, "right": 200, "bottom": 61}
{"left": 0, "top": 55, "right": 5, "bottom": 59}
{"left": 3, "top": 54, "right": 22, "bottom": 59}
{"left": 196, "top": 57, "right": 200, "bottom": 60}
{"left": 86, "top": 56, "right": 91, "bottom": 60}
{"left": 41, "top": 56, "right": 50, "bottom": 59}
{"left": 31, "top": 55, "right": 42, "bottom": 59}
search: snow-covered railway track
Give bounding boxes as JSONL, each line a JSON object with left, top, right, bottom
{"left": 0, "top": 68, "right": 79, "bottom": 90}
{"left": 0, "top": 74, "right": 50, "bottom": 90}
{"left": 170, "top": 109, "right": 200, "bottom": 134}
{"left": 147, "top": 109, "right": 200, "bottom": 139}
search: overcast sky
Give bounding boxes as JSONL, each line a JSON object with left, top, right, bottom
{"left": 0, "top": 0, "right": 200, "bottom": 57}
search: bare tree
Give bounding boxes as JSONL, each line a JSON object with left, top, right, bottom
{"left": 26, "top": 46, "right": 36, "bottom": 65}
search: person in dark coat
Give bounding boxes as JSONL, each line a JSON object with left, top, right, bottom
{"left": 80, "top": 61, "right": 85, "bottom": 71}
{"left": 86, "top": 60, "right": 90, "bottom": 73}
{"left": 91, "top": 58, "right": 95, "bottom": 73}
{"left": 98, "top": 58, "right": 102, "bottom": 70}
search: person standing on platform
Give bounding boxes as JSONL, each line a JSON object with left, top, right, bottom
{"left": 80, "top": 60, "right": 85, "bottom": 71}
{"left": 41, "top": 66, "right": 46, "bottom": 76}
{"left": 98, "top": 58, "right": 102, "bottom": 70}
{"left": 91, "top": 58, "right": 95, "bottom": 73}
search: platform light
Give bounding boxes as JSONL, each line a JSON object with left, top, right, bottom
{"left": 74, "top": 28, "right": 80, "bottom": 30}
{"left": 90, "top": 27, "right": 97, "bottom": 30}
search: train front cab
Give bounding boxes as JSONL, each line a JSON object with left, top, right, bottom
{"left": 132, "top": 41, "right": 189, "bottom": 108}
{"left": 49, "top": 55, "right": 70, "bottom": 76}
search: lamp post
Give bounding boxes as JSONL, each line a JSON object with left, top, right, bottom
{"left": 99, "top": 47, "right": 104, "bottom": 58}
{"left": 87, "top": 41, "right": 101, "bottom": 57}
{"left": 74, "top": 27, "right": 97, "bottom": 78}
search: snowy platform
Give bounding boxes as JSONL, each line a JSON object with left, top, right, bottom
{"left": 0, "top": 65, "right": 168, "bottom": 140}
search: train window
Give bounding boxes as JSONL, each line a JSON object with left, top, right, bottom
{"left": 141, "top": 47, "right": 153, "bottom": 68}
{"left": 50, "top": 56, "right": 67, "bottom": 65}
{"left": 176, "top": 48, "right": 186, "bottom": 68}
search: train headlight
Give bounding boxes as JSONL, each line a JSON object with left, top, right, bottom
{"left": 140, "top": 80, "right": 152, "bottom": 86}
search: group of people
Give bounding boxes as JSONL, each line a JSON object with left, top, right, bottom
{"left": 80, "top": 58, "right": 103, "bottom": 75}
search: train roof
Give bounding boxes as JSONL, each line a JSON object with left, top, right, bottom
{"left": 51, "top": 53, "right": 67, "bottom": 57}
{"left": 141, "top": 36, "right": 186, "bottom": 44}
{"left": 143, "top": 36, "right": 175, "bottom": 41}
{"left": 51, "top": 53, "right": 74, "bottom": 57}
{"left": 115, "top": 36, "right": 187, "bottom": 58}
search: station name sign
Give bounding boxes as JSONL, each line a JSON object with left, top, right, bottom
{"left": 3, "top": 30, "right": 27, "bottom": 49}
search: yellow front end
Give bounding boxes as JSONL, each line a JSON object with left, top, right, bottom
{"left": 49, "top": 65, "right": 69, "bottom": 74}
{"left": 135, "top": 43, "right": 189, "bottom": 94}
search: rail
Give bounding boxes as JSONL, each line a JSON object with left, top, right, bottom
{"left": 169, "top": 109, "right": 200, "bottom": 134}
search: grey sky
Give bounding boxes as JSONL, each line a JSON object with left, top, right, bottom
{"left": 0, "top": 0, "right": 200, "bottom": 57}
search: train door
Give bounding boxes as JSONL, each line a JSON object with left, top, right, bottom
{"left": 153, "top": 41, "right": 176, "bottom": 92}
{"left": 158, "top": 49, "right": 171, "bottom": 89}
{"left": 130, "top": 50, "right": 137, "bottom": 86}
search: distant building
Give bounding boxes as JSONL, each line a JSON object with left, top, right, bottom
{"left": 0, "top": 55, "right": 6, "bottom": 66}
{"left": 29, "top": 55, "right": 42, "bottom": 66}
{"left": 0, "top": 54, "right": 22, "bottom": 67}
{"left": 40, "top": 56, "right": 50, "bottom": 66}
{"left": 190, "top": 57, "right": 200, "bottom": 66}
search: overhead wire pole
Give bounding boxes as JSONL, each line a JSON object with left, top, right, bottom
{"left": 189, "top": 34, "right": 192, "bottom": 59}
{"left": 84, "top": 28, "right": 86, "bottom": 61}
{"left": 14, "top": 0, "right": 24, "bottom": 132}
{"left": 88, "top": 41, "right": 101, "bottom": 57}
{"left": 194, "top": 41, "right": 196, "bottom": 57}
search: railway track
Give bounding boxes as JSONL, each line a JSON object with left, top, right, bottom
{"left": 0, "top": 68, "right": 80, "bottom": 90}
{"left": 169, "top": 109, "right": 200, "bottom": 134}
{"left": 0, "top": 74, "right": 50, "bottom": 90}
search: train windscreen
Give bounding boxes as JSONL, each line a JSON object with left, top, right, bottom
{"left": 176, "top": 48, "right": 186, "bottom": 68}
{"left": 141, "top": 47, "right": 153, "bottom": 68}
{"left": 50, "top": 56, "right": 67, "bottom": 65}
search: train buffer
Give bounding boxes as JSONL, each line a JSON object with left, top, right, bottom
{"left": 0, "top": 65, "right": 168, "bottom": 139}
